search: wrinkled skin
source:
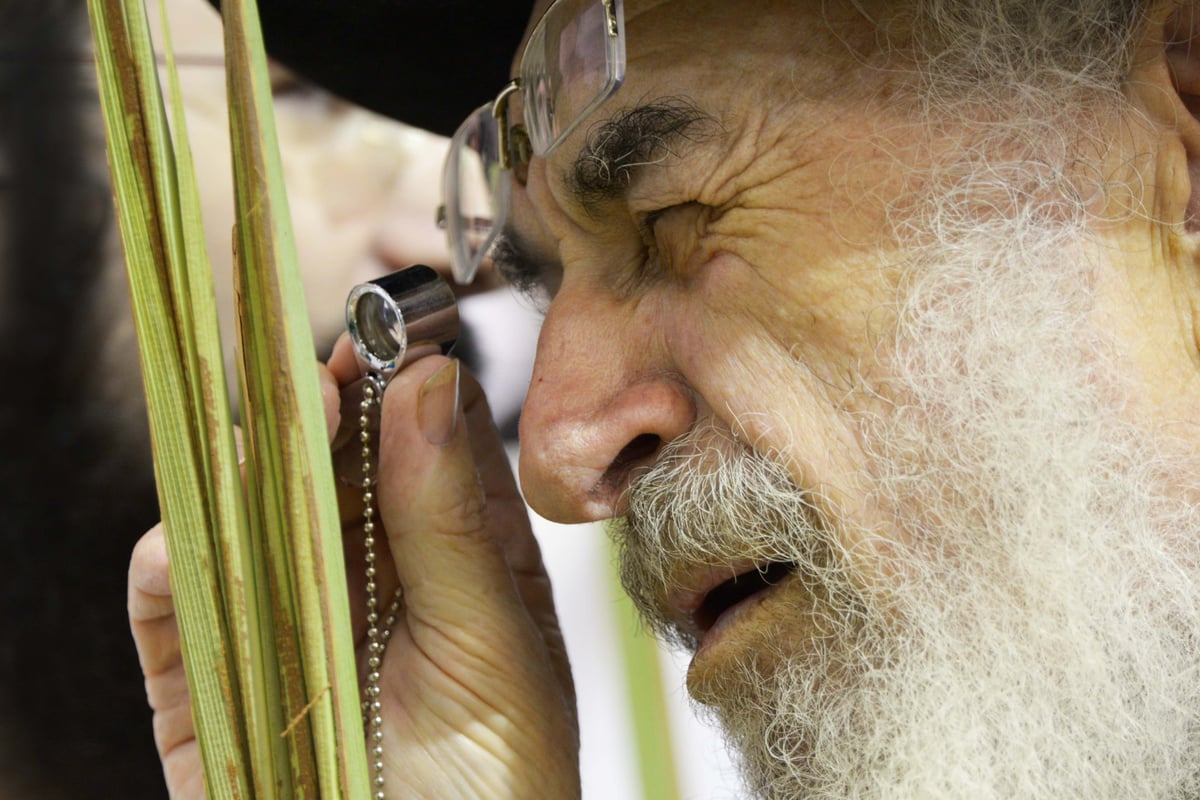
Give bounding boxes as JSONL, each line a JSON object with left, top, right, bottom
{"left": 512, "top": 0, "right": 1200, "bottom": 700}
{"left": 128, "top": 0, "right": 1200, "bottom": 795}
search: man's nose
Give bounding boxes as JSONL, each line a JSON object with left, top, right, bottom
{"left": 518, "top": 291, "right": 696, "bottom": 523}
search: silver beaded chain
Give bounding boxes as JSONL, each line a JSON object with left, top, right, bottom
{"left": 358, "top": 372, "right": 402, "bottom": 800}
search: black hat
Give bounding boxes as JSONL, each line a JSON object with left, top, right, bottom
{"left": 208, "top": 0, "right": 535, "bottom": 136}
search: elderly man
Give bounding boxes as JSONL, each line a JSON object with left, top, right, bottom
{"left": 131, "top": 0, "right": 1200, "bottom": 796}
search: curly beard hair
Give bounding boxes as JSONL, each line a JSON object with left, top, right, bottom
{"left": 613, "top": 2, "right": 1200, "bottom": 797}
{"left": 613, "top": 173, "right": 1200, "bottom": 800}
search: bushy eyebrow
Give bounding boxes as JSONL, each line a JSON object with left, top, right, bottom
{"left": 567, "top": 97, "right": 720, "bottom": 212}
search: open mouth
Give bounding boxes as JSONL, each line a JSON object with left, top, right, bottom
{"left": 694, "top": 561, "right": 796, "bottom": 633}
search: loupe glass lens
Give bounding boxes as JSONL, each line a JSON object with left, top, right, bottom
{"left": 355, "top": 292, "right": 404, "bottom": 363}
{"left": 345, "top": 265, "right": 460, "bottom": 380}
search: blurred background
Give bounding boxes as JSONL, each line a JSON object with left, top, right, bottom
{"left": 0, "top": 0, "right": 738, "bottom": 796}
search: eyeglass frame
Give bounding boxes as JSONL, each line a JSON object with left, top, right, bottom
{"left": 437, "top": 0, "right": 626, "bottom": 284}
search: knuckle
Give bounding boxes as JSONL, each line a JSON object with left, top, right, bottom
{"left": 430, "top": 489, "right": 489, "bottom": 537}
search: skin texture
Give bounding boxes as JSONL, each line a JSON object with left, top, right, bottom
{"left": 513, "top": 0, "right": 1200, "bottom": 699}
{"left": 128, "top": 0, "right": 1200, "bottom": 795}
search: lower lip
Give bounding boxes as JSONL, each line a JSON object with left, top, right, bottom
{"left": 693, "top": 572, "right": 792, "bottom": 659}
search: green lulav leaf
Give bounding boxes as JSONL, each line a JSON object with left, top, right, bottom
{"left": 88, "top": 0, "right": 368, "bottom": 795}
{"left": 221, "top": 0, "right": 368, "bottom": 795}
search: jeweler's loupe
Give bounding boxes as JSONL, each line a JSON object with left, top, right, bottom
{"left": 345, "top": 264, "right": 459, "bottom": 381}
{"left": 336, "top": 265, "right": 460, "bottom": 486}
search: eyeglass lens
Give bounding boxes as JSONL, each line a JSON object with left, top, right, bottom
{"left": 443, "top": 104, "right": 511, "bottom": 284}
{"left": 443, "top": 0, "right": 624, "bottom": 284}
{"left": 521, "top": 0, "right": 624, "bottom": 156}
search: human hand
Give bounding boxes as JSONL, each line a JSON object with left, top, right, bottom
{"left": 128, "top": 344, "right": 579, "bottom": 798}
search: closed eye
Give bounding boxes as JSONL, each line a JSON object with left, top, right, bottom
{"left": 635, "top": 201, "right": 703, "bottom": 284}
{"left": 638, "top": 206, "right": 671, "bottom": 242}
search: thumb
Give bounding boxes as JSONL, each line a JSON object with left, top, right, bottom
{"left": 376, "top": 357, "right": 538, "bottom": 646}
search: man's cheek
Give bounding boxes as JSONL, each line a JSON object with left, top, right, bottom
{"left": 667, "top": 322, "right": 855, "bottom": 522}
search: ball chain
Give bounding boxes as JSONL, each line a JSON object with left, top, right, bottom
{"left": 358, "top": 373, "right": 402, "bottom": 800}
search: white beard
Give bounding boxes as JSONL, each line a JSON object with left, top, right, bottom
{"left": 611, "top": 206, "right": 1200, "bottom": 798}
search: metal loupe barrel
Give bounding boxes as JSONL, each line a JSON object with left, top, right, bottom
{"left": 345, "top": 265, "right": 459, "bottom": 380}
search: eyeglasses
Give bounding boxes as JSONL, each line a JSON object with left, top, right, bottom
{"left": 439, "top": 0, "right": 626, "bottom": 285}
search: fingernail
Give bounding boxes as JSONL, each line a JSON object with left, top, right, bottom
{"left": 418, "top": 360, "right": 460, "bottom": 446}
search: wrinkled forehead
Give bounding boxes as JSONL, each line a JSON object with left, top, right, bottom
{"left": 510, "top": 0, "right": 897, "bottom": 96}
